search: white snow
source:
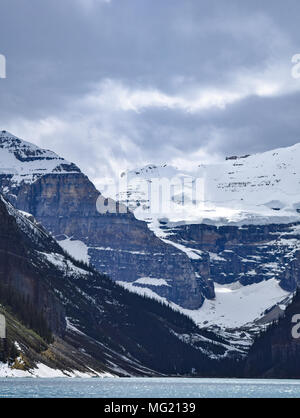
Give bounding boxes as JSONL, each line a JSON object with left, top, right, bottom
{"left": 19, "top": 210, "right": 34, "bottom": 219}
{"left": 0, "top": 361, "right": 114, "bottom": 378}
{"left": 66, "top": 317, "right": 88, "bottom": 336}
{"left": 209, "top": 252, "right": 227, "bottom": 262}
{"left": 134, "top": 277, "right": 170, "bottom": 287}
{"left": 162, "top": 239, "right": 203, "bottom": 260}
{"left": 39, "top": 252, "right": 90, "bottom": 279}
{"left": 59, "top": 238, "right": 90, "bottom": 264}
{"left": 118, "top": 278, "right": 289, "bottom": 329}
{"left": 117, "top": 281, "right": 168, "bottom": 303}
{"left": 0, "top": 362, "right": 31, "bottom": 378}
{"left": 14, "top": 341, "right": 22, "bottom": 351}
{"left": 194, "top": 279, "right": 289, "bottom": 328}
{"left": 40, "top": 252, "right": 68, "bottom": 271}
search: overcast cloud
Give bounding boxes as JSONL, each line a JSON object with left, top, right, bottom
{"left": 0, "top": 0, "right": 300, "bottom": 184}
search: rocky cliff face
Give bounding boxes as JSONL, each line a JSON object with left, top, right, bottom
{"left": 0, "top": 131, "right": 205, "bottom": 309}
{"left": 162, "top": 222, "right": 300, "bottom": 292}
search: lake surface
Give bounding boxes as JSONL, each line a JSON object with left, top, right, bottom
{"left": 0, "top": 377, "right": 300, "bottom": 398}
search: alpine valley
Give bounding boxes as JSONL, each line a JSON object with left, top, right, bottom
{"left": 1, "top": 130, "right": 300, "bottom": 378}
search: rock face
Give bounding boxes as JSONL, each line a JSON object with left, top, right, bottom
{"left": 161, "top": 222, "right": 300, "bottom": 292}
{"left": 0, "top": 131, "right": 204, "bottom": 309}
{"left": 23, "top": 172, "right": 202, "bottom": 308}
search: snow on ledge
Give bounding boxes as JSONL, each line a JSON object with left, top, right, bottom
{"left": 117, "top": 278, "right": 290, "bottom": 329}
{"left": 59, "top": 238, "right": 90, "bottom": 264}
{"left": 134, "top": 277, "right": 170, "bottom": 287}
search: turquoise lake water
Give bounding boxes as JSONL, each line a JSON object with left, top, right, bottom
{"left": 0, "top": 377, "right": 300, "bottom": 398}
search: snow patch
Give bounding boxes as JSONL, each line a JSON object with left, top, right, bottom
{"left": 190, "top": 279, "right": 290, "bottom": 328}
{"left": 59, "top": 238, "right": 90, "bottom": 264}
{"left": 134, "top": 277, "right": 170, "bottom": 287}
{"left": 162, "top": 240, "right": 203, "bottom": 260}
{"left": 0, "top": 361, "right": 114, "bottom": 378}
{"left": 118, "top": 278, "right": 289, "bottom": 329}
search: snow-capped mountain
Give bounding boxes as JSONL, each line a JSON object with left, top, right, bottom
{"left": 199, "top": 143, "right": 300, "bottom": 225}
{"left": 108, "top": 143, "right": 300, "bottom": 230}
{"left": 101, "top": 143, "right": 300, "bottom": 331}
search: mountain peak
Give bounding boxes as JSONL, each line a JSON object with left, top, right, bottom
{"left": 0, "top": 130, "right": 19, "bottom": 139}
{"left": 0, "top": 131, "right": 81, "bottom": 185}
{"left": 0, "top": 130, "right": 60, "bottom": 159}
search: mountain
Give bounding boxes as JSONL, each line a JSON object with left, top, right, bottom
{"left": 0, "top": 193, "right": 239, "bottom": 377}
{"left": 2, "top": 131, "right": 299, "bottom": 342}
{"left": 0, "top": 131, "right": 210, "bottom": 309}
{"left": 102, "top": 144, "right": 300, "bottom": 332}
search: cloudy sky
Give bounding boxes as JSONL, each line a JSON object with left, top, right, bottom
{"left": 1, "top": 0, "right": 300, "bottom": 185}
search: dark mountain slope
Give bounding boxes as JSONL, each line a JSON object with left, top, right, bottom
{"left": 244, "top": 289, "right": 300, "bottom": 378}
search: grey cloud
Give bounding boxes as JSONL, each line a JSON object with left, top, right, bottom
{"left": 0, "top": 0, "right": 300, "bottom": 180}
